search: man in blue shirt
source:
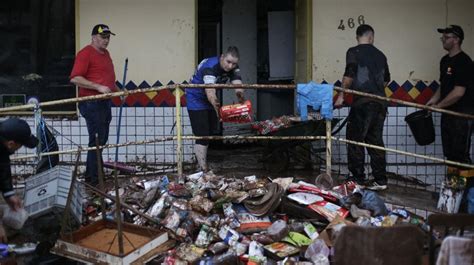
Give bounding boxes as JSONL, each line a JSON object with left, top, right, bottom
{"left": 186, "top": 46, "right": 245, "bottom": 172}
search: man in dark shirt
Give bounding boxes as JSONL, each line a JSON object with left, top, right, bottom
{"left": 186, "top": 46, "right": 245, "bottom": 172}
{"left": 335, "top": 24, "right": 391, "bottom": 191}
{"left": 0, "top": 118, "right": 38, "bottom": 242}
{"left": 427, "top": 25, "right": 473, "bottom": 213}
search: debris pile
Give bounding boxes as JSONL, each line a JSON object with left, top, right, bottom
{"left": 82, "top": 172, "right": 429, "bottom": 264}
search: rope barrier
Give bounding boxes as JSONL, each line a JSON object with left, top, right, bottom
{"left": 1, "top": 83, "right": 473, "bottom": 119}
{"left": 11, "top": 134, "right": 474, "bottom": 169}
{"left": 0, "top": 84, "right": 175, "bottom": 113}
{"left": 3, "top": 82, "right": 473, "bottom": 171}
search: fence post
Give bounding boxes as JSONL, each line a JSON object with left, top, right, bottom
{"left": 175, "top": 84, "right": 183, "bottom": 178}
{"left": 326, "top": 119, "right": 332, "bottom": 175}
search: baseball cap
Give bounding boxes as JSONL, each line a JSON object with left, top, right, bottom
{"left": 437, "top": 25, "right": 464, "bottom": 40}
{"left": 0, "top": 118, "right": 39, "bottom": 148}
{"left": 91, "top": 24, "right": 116, "bottom": 36}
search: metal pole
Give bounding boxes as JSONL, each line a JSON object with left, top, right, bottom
{"left": 33, "top": 104, "right": 42, "bottom": 169}
{"left": 60, "top": 149, "right": 81, "bottom": 240}
{"left": 113, "top": 58, "right": 128, "bottom": 256}
{"left": 175, "top": 84, "right": 183, "bottom": 180}
{"left": 95, "top": 133, "right": 107, "bottom": 221}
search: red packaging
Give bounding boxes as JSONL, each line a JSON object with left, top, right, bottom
{"left": 220, "top": 100, "right": 252, "bottom": 123}
{"left": 307, "top": 201, "right": 349, "bottom": 222}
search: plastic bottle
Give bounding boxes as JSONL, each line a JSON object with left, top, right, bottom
{"left": 2, "top": 207, "right": 28, "bottom": 230}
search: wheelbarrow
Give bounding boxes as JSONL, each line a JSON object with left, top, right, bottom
{"left": 259, "top": 119, "right": 341, "bottom": 172}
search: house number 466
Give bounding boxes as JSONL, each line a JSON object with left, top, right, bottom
{"left": 338, "top": 15, "right": 366, "bottom": 30}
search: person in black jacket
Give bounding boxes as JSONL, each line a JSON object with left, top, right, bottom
{"left": 0, "top": 118, "right": 38, "bottom": 242}
{"left": 427, "top": 25, "right": 474, "bottom": 213}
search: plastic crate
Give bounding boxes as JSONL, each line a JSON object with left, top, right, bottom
{"left": 24, "top": 166, "right": 83, "bottom": 222}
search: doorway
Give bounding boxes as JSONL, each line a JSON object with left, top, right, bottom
{"left": 197, "top": 0, "right": 312, "bottom": 123}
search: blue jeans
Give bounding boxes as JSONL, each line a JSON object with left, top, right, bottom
{"left": 79, "top": 100, "right": 112, "bottom": 184}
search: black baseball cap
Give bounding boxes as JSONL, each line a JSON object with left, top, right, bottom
{"left": 91, "top": 24, "right": 115, "bottom": 36}
{"left": 437, "top": 25, "right": 464, "bottom": 40}
{"left": 0, "top": 118, "right": 39, "bottom": 148}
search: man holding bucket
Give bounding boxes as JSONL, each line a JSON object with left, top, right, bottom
{"left": 427, "top": 25, "right": 473, "bottom": 213}
{"left": 186, "top": 46, "right": 246, "bottom": 172}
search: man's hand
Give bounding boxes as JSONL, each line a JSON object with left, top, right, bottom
{"left": 0, "top": 225, "right": 7, "bottom": 243}
{"left": 334, "top": 94, "right": 345, "bottom": 108}
{"left": 96, "top": 85, "right": 112, "bottom": 94}
{"left": 212, "top": 100, "right": 221, "bottom": 118}
{"left": 5, "top": 195, "right": 22, "bottom": 211}
{"left": 236, "top": 91, "right": 245, "bottom": 104}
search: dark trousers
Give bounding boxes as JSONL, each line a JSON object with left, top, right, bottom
{"left": 347, "top": 102, "right": 387, "bottom": 183}
{"left": 441, "top": 114, "right": 473, "bottom": 165}
{"left": 188, "top": 109, "right": 219, "bottom": 146}
{"left": 441, "top": 114, "right": 474, "bottom": 213}
{"left": 79, "top": 100, "right": 112, "bottom": 183}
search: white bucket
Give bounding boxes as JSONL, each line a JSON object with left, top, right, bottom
{"left": 437, "top": 181, "right": 464, "bottom": 213}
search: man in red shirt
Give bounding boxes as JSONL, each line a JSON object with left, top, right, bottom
{"left": 70, "top": 24, "right": 117, "bottom": 185}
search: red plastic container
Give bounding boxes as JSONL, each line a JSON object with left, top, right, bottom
{"left": 219, "top": 100, "right": 252, "bottom": 123}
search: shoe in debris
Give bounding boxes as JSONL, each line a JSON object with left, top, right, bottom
{"left": 345, "top": 176, "right": 367, "bottom": 186}
{"left": 365, "top": 180, "right": 387, "bottom": 191}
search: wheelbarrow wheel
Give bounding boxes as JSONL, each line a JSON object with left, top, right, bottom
{"left": 263, "top": 149, "right": 289, "bottom": 172}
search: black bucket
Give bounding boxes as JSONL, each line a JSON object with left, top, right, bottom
{"left": 405, "top": 110, "right": 435, "bottom": 145}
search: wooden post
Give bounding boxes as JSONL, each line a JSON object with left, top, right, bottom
{"left": 176, "top": 84, "right": 183, "bottom": 179}
{"left": 325, "top": 120, "right": 332, "bottom": 175}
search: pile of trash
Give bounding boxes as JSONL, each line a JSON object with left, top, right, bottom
{"left": 83, "top": 172, "right": 428, "bottom": 264}
{"left": 251, "top": 114, "right": 322, "bottom": 135}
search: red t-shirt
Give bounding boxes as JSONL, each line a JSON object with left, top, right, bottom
{"left": 70, "top": 45, "right": 117, "bottom": 97}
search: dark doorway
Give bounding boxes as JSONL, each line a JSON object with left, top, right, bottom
{"left": 197, "top": 0, "right": 297, "bottom": 122}
{"left": 257, "top": 0, "right": 295, "bottom": 120}
{"left": 0, "top": 0, "right": 76, "bottom": 113}
{"left": 197, "top": 0, "right": 222, "bottom": 61}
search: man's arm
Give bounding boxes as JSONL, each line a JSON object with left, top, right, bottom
{"left": 70, "top": 76, "right": 112, "bottom": 94}
{"left": 0, "top": 163, "right": 21, "bottom": 211}
{"left": 426, "top": 88, "right": 441, "bottom": 106}
{"left": 335, "top": 76, "right": 353, "bottom": 107}
{"left": 335, "top": 49, "right": 357, "bottom": 108}
{"left": 231, "top": 79, "right": 245, "bottom": 103}
{"left": 432, "top": 86, "right": 466, "bottom": 109}
{"left": 202, "top": 74, "right": 220, "bottom": 115}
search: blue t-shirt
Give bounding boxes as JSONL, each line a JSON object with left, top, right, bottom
{"left": 186, "top": 56, "right": 242, "bottom": 110}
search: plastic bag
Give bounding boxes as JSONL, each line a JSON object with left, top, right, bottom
{"left": 304, "top": 239, "right": 330, "bottom": 265}
{"left": 267, "top": 220, "right": 289, "bottom": 241}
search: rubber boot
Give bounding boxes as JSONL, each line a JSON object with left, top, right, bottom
{"left": 194, "top": 144, "right": 209, "bottom": 172}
